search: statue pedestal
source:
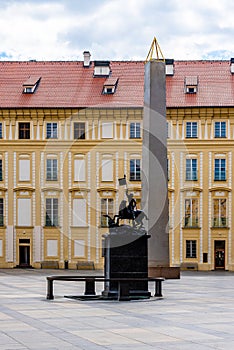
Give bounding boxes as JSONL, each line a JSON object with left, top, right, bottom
{"left": 102, "top": 226, "right": 151, "bottom": 299}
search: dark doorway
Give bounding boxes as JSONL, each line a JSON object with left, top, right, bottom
{"left": 214, "top": 240, "right": 225, "bottom": 270}
{"left": 19, "top": 245, "right": 30, "bottom": 267}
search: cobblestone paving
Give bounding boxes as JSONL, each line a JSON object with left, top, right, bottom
{"left": 0, "top": 269, "right": 234, "bottom": 349}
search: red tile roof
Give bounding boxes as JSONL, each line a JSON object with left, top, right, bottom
{"left": 0, "top": 60, "right": 233, "bottom": 109}
{"left": 167, "top": 60, "right": 234, "bottom": 108}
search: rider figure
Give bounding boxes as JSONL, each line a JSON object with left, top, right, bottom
{"left": 126, "top": 189, "right": 137, "bottom": 220}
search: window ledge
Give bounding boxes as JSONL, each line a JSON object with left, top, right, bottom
{"left": 183, "top": 226, "right": 200, "bottom": 229}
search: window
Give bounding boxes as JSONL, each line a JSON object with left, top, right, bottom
{"left": 18, "top": 198, "right": 31, "bottom": 226}
{"left": 186, "top": 159, "right": 197, "bottom": 181}
{"left": 215, "top": 122, "right": 226, "bottom": 138}
{"left": 167, "top": 122, "right": 170, "bottom": 138}
{"left": 0, "top": 123, "right": 2, "bottom": 138}
{"left": 130, "top": 123, "right": 141, "bottom": 138}
{"left": 47, "top": 240, "right": 58, "bottom": 256}
{"left": 130, "top": 159, "right": 141, "bottom": 181}
{"left": 46, "top": 123, "right": 58, "bottom": 139}
{"left": 167, "top": 158, "right": 170, "bottom": 181}
{"left": 0, "top": 159, "right": 2, "bottom": 181}
{"left": 0, "top": 198, "right": 3, "bottom": 226}
{"left": 213, "top": 199, "right": 227, "bottom": 227}
{"left": 74, "top": 240, "right": 85, "bottom": 257}
{"left": 46, "top": 159, "right": 58, "bottom": 181}
{"left": 74, "top": 158, "right": 85, "bottom": 181}
{"left": 101, "top": 198, "right": 114, "bottom": 227}
{"left": 186, "top": 86, "right": 197, "bottom": 94}
{"left": 94, "top": 61, "right": 110, "bottom": 76}
{"left": 73, "top": 198, "right": 87, "bottom": 226}
{"left": 102, "top": 122, "right": 113, "bottom": 138}
{"left": 19, "top": 123, "right": 30, "bottom": 139}
{"left": 104, "top": 87, "right": 114, "bottom": 94}
{"left": 186, "top": 122, "right": 197, "bottom": 138}
{"left": 45, "top": 198, "right": 58, "bottom": 226}
{"left": 19, "top": 159, "right": 30, "bottom": 181}
{"left": 186, "top": 240, "right": 197, "bottom": 258}
{"left": 74, "top": 122, "right": 85, "bottom": 139}
{"left": 184, "top": 199, "right": 198, "bottom": 227}
{"left": 214, "top": 159, "right": 226, "bottom": 181}
{"left": 102, "top": 157, "right": 113, "bottom": 181}
{"left": 24, "top": 87, "right": 34, "bottom": 93}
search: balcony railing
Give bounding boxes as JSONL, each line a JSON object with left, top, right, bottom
{"left": 212, "top": 217, "right": 228, "bottom": 228}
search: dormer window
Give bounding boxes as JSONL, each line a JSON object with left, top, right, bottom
{"left": 23, "top": 76, "right": 41, "bottom": 93}
{"left": 185, "top": 76, "right": 198, "bottom": 94}
{"left": 230, "top": 58, "right": 234, "bottom": 74}
{"left": 94, "top": 61, "right": 110, "bottom": 77}
{"left": 165, "top": 59, "right": 174, "bottom": 75}
{"left": 103, "top": 77, "right": 118, "bottom": 94}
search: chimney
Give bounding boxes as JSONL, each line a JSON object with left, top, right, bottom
{"left": 83, "top": 51, "right": 91, "bottom": 67}
{"left": 230, "top": 58, "right": 234, "bottom": 74}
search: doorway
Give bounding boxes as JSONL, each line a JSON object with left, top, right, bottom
{"left": 214, "top": 240, "right": 225, "bottom": 270}
{"left": 19, "top": 239, "right": 31, "bottom": 267}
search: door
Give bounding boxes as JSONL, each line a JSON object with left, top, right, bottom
{"left": 19, "top": 245, "right": 30, "bottom": 267}
{"left": 214, "top": 240, "right": 225, "bottom": 270}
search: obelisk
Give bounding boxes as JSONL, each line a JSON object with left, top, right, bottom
{"left": 142, "top": 58, "right": 169, "bottom": 270}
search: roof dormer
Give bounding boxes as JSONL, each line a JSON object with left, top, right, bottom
{"left": 94, "top": 61, "right": 110, "bottom": 77}
{"left": 103, "top": 77, "right": 118, "bottom": 94}
{"left": 165, "top": 59, "right": 174, "bottom": 76}
{"left": 23, "top": 76, "right": 41, "bottom": 93}
{"left": 230, "top": 58, "right": 234, "bottom": 74}
{"left": 185, "top": 76, "right": 198, "bottom": 94}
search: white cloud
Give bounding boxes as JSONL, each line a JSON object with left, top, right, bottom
{"left": 0, "top": 0, "right": 233, "bottom": 61}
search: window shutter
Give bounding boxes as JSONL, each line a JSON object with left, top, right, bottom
{"left": 102, "top": 122, "right": 113, "bottom": 138}
{"left": 74, "top": 159, "right": 85, "bottom": 181}
{"left": 19, "top": 159, "right": 30, "bottom": 181}
{"left": 73, "top": 198, "right": 87, "bottom": 226}
{"left": 74, "top": 239, "right": 85, "bottom": 257}
{"left": 18, "top": 198, "right": 31, "bottom": 226}
{"left": 47, "top": 240, "right": 58, "bottom": 257}
{"left": 102, "top": 158, "right": 113, "bottom": 181}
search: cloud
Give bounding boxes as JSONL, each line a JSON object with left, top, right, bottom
{"left": 0, "top": 0, "right": 233, "bottom": 61}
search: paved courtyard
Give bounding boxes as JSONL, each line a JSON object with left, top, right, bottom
{"left": 0, "top": 269, "right": 234, "bottom": 349}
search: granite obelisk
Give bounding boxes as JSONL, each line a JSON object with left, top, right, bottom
{"left": 142, "top": 59, "right": 169, "bottom": 269}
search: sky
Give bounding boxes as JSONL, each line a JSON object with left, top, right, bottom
{"left": 0, "top": 0, "right": 233, "bottom": 61}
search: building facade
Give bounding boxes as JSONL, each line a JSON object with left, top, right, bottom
{"left": 0, "top": 54, "right": 234, "bottom": 270}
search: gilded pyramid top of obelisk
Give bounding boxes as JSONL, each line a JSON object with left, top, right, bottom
{"left": 145, "top": 37, "right": 165, "bottom": 63}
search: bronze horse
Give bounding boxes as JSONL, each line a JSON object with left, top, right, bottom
{"left": 104, "top": 201, "right": 148, "bottom": 228}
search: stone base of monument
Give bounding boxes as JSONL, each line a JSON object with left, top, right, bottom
{"left": 102, "top": 225, "right": 151, "bottom": 300}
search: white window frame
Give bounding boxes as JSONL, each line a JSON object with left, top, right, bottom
{"left": 46, "top": 122, "right": 58, "bottom": 139}
{"left": 130, "top": 122, "right": 141, "bottom": 139}
{"left": 45, "top": 198, "right": 59, "bottom": 227}
{"left": 46, "top": 158, "right": 58, "bottom": 181}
